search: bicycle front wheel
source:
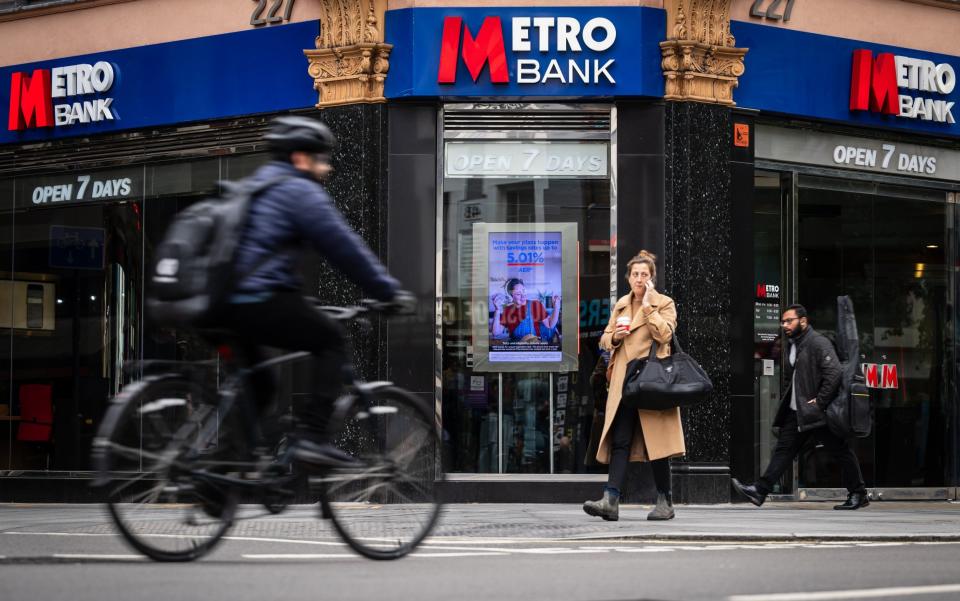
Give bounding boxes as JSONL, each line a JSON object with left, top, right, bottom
{"left": 93, "top": 376, "right": 241, "bottom": 562}
{"left": 320, "top": 386, "right": 442, "bottom": 560}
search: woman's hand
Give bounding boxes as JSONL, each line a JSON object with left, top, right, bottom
{"left": 612, "top": 328, "right": 629, "bottom": 342}
{"left": 641, "top": 281, "right": 655, "bottom": 307}
{"left": 493, "top": 295, "right": 505, "bottom": 312}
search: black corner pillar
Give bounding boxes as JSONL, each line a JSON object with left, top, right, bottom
{"left": 661, "top": 102, "right": 754, "bottom": 503}
{"left": 315, "top": 104, "right": 389, "bottom": 381}
{"left": 385, "top": 103, "right": 438, "bottom": 401}
{"left": 729, "top": 110, "right": 758, "bottom": 488}
{"left": 615, "top": 101, "right": 666, "bottom": 299}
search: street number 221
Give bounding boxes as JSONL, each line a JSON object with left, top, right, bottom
{"left": 750, "top": 0, "right": 796, "bottom": 21}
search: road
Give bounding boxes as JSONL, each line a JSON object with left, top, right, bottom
{"left": 2, "top": 504, "right": 960, "bottom": 601}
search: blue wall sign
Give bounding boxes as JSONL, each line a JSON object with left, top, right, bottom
{"left": 731, "top": 20, "right": 960, "bottom": 138}
{"left": 385, "top": 7, "right": 664, "bottom": 99}
{"left": 2, "top": 21, "right": 318, "bottom": 145}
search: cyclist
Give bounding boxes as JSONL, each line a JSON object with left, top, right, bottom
{"left": 222, "top": 115, "right": 414, "bottom": 465}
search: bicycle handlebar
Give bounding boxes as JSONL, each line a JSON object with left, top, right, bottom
{"left": 314, "top": 298, "right": 403, "bottom": 322}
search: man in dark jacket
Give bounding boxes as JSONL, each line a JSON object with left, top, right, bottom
{"left": 224, "top": 116, "right": 413, "bottom": 465}
{"left": 732, "top": 304, "right": 869, "bottom": 510}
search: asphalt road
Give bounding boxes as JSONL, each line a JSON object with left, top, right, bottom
{"left": 3, "top": 505, "right": 960, "bottom": 601}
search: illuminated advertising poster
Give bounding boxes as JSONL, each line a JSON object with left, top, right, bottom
{"left": 472, "top": 223, "right": 578, "bottom": 373}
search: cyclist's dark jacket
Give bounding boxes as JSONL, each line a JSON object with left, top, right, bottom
{"left": 233, "top": 161, "right": 400, "bottom": 301}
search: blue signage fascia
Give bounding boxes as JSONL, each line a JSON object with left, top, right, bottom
{"left": 731, "top": 20, "right": 960, "bottom": 139}
{"left": 384, "top": 6, "right": 665, "bottom": 99}
{"left": 1, "top": 21, "right": 319, "bottom": 146}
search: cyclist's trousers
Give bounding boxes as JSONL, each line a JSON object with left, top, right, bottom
{"left": 224, "top": 292, "right": 347, "bottom": 434}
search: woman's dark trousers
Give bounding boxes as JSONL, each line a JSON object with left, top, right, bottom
{"left": 756, "top": 410, "right": 866, "bottom": 495}
{"left": 607, "top": 401, "right": 671, "bottom": 496}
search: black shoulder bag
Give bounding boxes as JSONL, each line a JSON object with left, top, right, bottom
{"left": 621, "top": 334, "right": 714, "bottom": 410}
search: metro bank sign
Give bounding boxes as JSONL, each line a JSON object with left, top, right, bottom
{"left": 850, "top": 49, "right": 956, "bottom": 124}
{"left": 438, "top": 16, "right": 617, "bottom": 85}
{"left": 8, "top": 62, "right": 117, "bottom": 131}
{"left": 384, "top": 7, "right": 662, "bottom": 98}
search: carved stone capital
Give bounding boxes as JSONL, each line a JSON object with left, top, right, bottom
{"left": 304, "top": 0, "right": 390, "bottom": 108}
{"left": 661, "top": 0, "right": 748, "bottom": 105}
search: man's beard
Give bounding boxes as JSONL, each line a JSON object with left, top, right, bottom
{"left": 786, "top": 324, "right": 806, "bottom": 339}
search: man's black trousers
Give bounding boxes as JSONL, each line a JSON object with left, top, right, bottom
{"left": 757, "top": 410, "right": 865, "bottom": 495}
{"left": 223, "top": 292, "right": 348, "bottom": 432}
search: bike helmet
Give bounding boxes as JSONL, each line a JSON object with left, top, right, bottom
{"left": 264, "top": 116, "right": 336, "bottom": 154}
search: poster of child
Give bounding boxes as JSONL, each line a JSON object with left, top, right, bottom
{"left": 487, "top": 231, "right": 563, "bottom": 363}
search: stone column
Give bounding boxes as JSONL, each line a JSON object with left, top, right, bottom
{"left": 659, "top": 0, "right": 751, "bottom": 503}
{"left": 302, "top": 1, "right": 393, "bottom": 382}
{"left": 304, "top": 0, "right": 391, "bottom": 109}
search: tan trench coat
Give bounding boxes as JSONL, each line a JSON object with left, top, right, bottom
{"left": 595, "top": 289, "right": 686, "bottom": 464}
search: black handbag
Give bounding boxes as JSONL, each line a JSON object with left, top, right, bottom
{"left": 621, "top": 334, "right": 713, "bottom": 410}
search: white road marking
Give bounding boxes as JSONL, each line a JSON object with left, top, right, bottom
{"left": 52, "top": 554, "right": 144, "bottom": 561}
{"left": 243, "top": 552, "right": 509, "bottom": 560}
{"left": 411, "top": 552, "right": 511, "bottom": 558}
{"left": 221, "top": 535, "right": 346, "bottom": 547}
{"left": 728, "top": 583, "right": 960, "bottom": 601}
{"left": 4, "top": 531, "right": 345, "bottom": 546}
{"left": 242, "top": 554, "right": 357, "bottom": 560}
{"left": 5, "top": 532, "right": 114, "bottom": 538}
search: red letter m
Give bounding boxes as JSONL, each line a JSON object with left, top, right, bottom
{"left": 8, "top": 69, "right": 54, "bottom": 131}
{"left": 881, "top": 363, "right": 899, "bottom": 389}
{"left": 437, "top": 16, "right": 509, "bottom": 84}
{"left": 849, "top": 50, "right": 899, "bottom": 115}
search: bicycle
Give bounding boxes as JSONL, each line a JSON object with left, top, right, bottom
{"left": 91, "top": 300, "right": 442, "bottom": 562}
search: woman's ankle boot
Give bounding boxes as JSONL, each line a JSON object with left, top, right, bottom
{"left": 583, "top": 490, "right": 620, "bottom": 521}
{"left": 647, "top": 492, "right": 675, "bottom": 521}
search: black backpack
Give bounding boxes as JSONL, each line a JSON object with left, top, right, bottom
{"left": 146, "top": 175, "right": 290, "bottom": 327}
{"left": 826, "top": 295, "right": 872, "bottom": 438}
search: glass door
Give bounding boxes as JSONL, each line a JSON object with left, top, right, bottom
{"left": 795, "top": 175, "right": 952, "bottom": 493}
{"left": 753, "top": 171, "right": 787, "bottom": 490}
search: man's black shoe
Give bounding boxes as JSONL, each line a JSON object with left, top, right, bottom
{"left": 291, "top": 439, "right": 360, "bottom": 469}
{"left": 731, "top": 478, "right": 766, "bottom": 507}
{"left": 834, "top": 491, "right": 870, "bottom": 510}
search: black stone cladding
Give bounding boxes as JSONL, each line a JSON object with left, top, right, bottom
{"left": 663, "top": 102, "right": 734, "bottom": 467}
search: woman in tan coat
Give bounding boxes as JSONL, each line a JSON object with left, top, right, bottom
{"left": 582, "top": 251, "right": 685, "bottom": 522}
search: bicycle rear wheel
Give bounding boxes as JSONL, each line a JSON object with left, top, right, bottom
{"left": 320, "top": 386, "right": 442, "bottom": 560}
{"left": 93, "top": 376, "right": 242, "bottom": 561}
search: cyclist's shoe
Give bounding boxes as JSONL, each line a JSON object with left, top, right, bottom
{"left": 291, "top": 439, "right": 360, "bottom": 469}
{"left": 194, "top": 481, "right": 229, "bottom": 519}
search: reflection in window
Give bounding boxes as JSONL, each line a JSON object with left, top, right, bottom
{"left": 441, "top": 175, "right": 610, "bottom": 473}
{"left": 0, "top": 153, "right": 269, "bottom": 473}
{"left": 796, "top": 177, "right": 950, "bottom": 488}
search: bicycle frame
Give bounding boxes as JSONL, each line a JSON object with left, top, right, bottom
{"left": 98, "top": 301, "right": 400, "bottom": 495}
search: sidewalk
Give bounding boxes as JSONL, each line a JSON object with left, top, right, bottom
{"left": 427, "top": 501, "right": 960, "bottom": 542}
{"left": 2, "top": 501, "right": 959, "bottom": 544}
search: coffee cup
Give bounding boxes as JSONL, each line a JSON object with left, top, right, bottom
{"left": 616, "top": 316, "right": 631, "bottom": 333}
